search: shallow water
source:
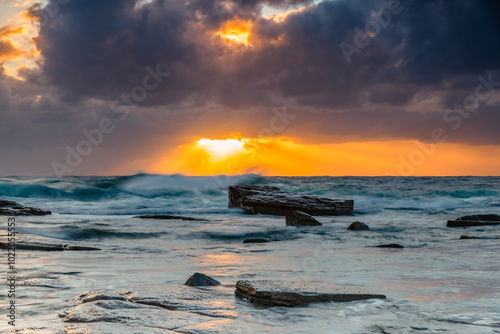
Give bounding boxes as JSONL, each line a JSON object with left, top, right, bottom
{"left": 1, "top": 175, "right": 500, "bottom": 333}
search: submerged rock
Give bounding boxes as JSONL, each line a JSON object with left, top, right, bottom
{"left": 376, "top": 244, "right": 404, "bottom": 249}
{"left": 285, "top": 210, "right": 322, "bottom": 227}
{"left": 243, "top": 238, "right": 271, "bottom": 243}
{"left": 64, "top": 245, "right": 101, "bottom": 251}
{"left": 235, "top": 280, "right": 386, "bottom": 306}
{"left": 228, "top": 185, "right": 353, "bottom": 216}
{"left": 0, "top": 199, "right": 51, "bottom": 216}
{"left": 447, "top": 214, "right": 500, "bottom": 227}
{"left": 185, "top": 273, "right": 221, "bottom": 287}
{"left": 0, "top": 241, "right": 100, "bottom": 251}
{"left": 134, "top": 214, "right": 209, "bottom": 221}
{"left": 347, "top": 221, "right": 369, "bottom": 230}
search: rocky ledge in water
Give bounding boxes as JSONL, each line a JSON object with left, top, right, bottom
{"left": 375, "top": 244, "right": 404, "bottom": 249}
{"left": 235, "top": 280, "right": 386, "bottom": 307}
{"left": 134, "top": 214, "right": 209, "bottom": 221}
{"left": 228, "top": 185, "right": 353, "bottom": 216}
{"left": 243, "top": 238, "right": 272, "bottom": 243}
{"left": 0, "top": 241, "right": 100, "bottom": 251}
{"left": 447, "top": 214, "right": 500, "bottom": 227}
{"left": 0, "top": 199, "right": 51, "bottom": 216}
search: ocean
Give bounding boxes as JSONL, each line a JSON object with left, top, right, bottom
{"left": 1, "top": 174, "right": 500, "bottom": 333}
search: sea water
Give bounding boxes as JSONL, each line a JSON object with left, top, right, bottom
{"left": 0, "top": 174, "right": 499, "bottom": 333}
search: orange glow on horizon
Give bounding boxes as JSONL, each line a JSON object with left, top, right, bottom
{"left": 150, "top": 138, "right": 500, "bottom": 176}
{"left": 150, "top": 137, "right": 500, "bottom": 177}
{"left": 216, "top": 19, "right": 252, "bottom": 45}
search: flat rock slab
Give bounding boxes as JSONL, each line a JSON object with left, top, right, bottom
{"left": 235, "top": 280, "right": 386, "bottom": 307}
{"left": 228, "top": 185, "right": 353, "bottom": 216}
{"left": 447, "top": 214, "right": 500, "bottom": 227}
{"left": 134, "top": 214, "right": 209, "bottom": 221}
{"left": 62, "top": 288, "right": 243, "bottom": 333}
{"left": 0, "top": 199, "right": 51, "bottom": 216}
{"left": 119, "top": 285, "right": 237, "bottom": 318}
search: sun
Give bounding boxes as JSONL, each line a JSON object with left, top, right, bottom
{"left": 216, "top": 19, "right": 252, "bottom": 46}
{"left": 195, "top": 138, "right": 249, "bottom": 159}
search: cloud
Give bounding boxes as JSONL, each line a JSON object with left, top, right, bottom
{"left": 0, "top": 25, "right": 23, "bottom": 37}
{"left": 0, "top": 0, "right": 499, "bottom": 175}
{"left": 0, "top": 39, "right": 25, "bottom": 60}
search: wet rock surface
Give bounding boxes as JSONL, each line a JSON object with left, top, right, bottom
{"left": 134, "top": 214, "right": 209, "bottom": 221}
{"left": 59, "top": 287, "right": 253, "bottom": 333}
{"left": 0, "top": 232, "right": 101, "bottom": 252}
{"left": 228, "top": 185, "right": 353, "bottom": 216}
{"left": 235, "top": 280, "right": 386, "bottom": 307}
{"left": 447, "top": 214, "right": 500, "bottom": 227}
{"left": 285, "top": 210, "right": 322, "bottom": 226}
{"left": 0, "top": 199, "right": 51, "bottom": 216}
{"left": 185, "top": 273, "right": 221, "bottom": 287}
{"left": 347, "top": 221, "right": 370, "bottom": 230}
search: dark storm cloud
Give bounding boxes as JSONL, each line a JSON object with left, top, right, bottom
{"left": 1, "top": 0, "right": 497, "bottom": 166}
{"left": 32, "top": 0, "right": 500, "bottom": 107}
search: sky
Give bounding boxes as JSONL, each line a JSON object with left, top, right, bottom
{"left": 0, "top": 0, "right": 499, "bottom": 176}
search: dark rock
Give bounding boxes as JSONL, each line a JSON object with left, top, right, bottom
{"left": 0, "top": 242, "right": 100, "bottom": 251}
{"left": 459, "top": 235, "right": 479, "bottom": 239}
{"left": 235, "top": 280, "right": 386, "bottom": 307}
{"left": 0, "top": 199, "right": 51, "bottom": 216}
{"left": 64, "top": 245, "right": 101, "bottom": 251}
{"left": 0, "top": 241, "right": 64, "bottom": 251}
{"left": 285, "top": 210, "right": 322, "bottom": 227}
{"left": 184, "top": 273, "right": 221, "bottom": 287}
{"left": 243, "top": 238, "right": 271, "bottom": 243}
{"left": 134, "top": 214, "right": 208, "bottom": 221}
{"left": 347, "top": 221, "right": 369, "bottom": 230}
{"left": 228, "top": 185, "right": 353, "bottom": 216}
{"left": 447, "top": 214, "right": 500, "bottom": 227}
{"left": 376, "top": 244, "right": 404, "bottom": 249}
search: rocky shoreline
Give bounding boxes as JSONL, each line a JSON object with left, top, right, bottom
{"left": 2, "top": 184, "right": 500, "bottom": 333}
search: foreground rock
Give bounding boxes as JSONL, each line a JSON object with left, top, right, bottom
{"left": 60, "top": 286, "right": 258, "bottom": 333}
{"left": 0, "top": 199, "right": 51, "bottom": 216}
{"left": 447, "top": 214, "right": 500, "bottom": 227}
{"left": 228, "top": 185, "right": 353, "bottom": 216}
{"left": 185, "top": 273, "right": 221, "bottom": 287}
{"left": 235, "top": 280, "right": 386, "bottom": 306}
{"left": 347, "top": 221, "right": 369, "bottom": 230}
{"left": 0, "top": 241, "right": 100, "bottom": 251}
{"left": 285, "top": 210, "right": 322, "bottom": 227}
{"left": 134, "top": 214, "right": 209, "bottom": 221}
